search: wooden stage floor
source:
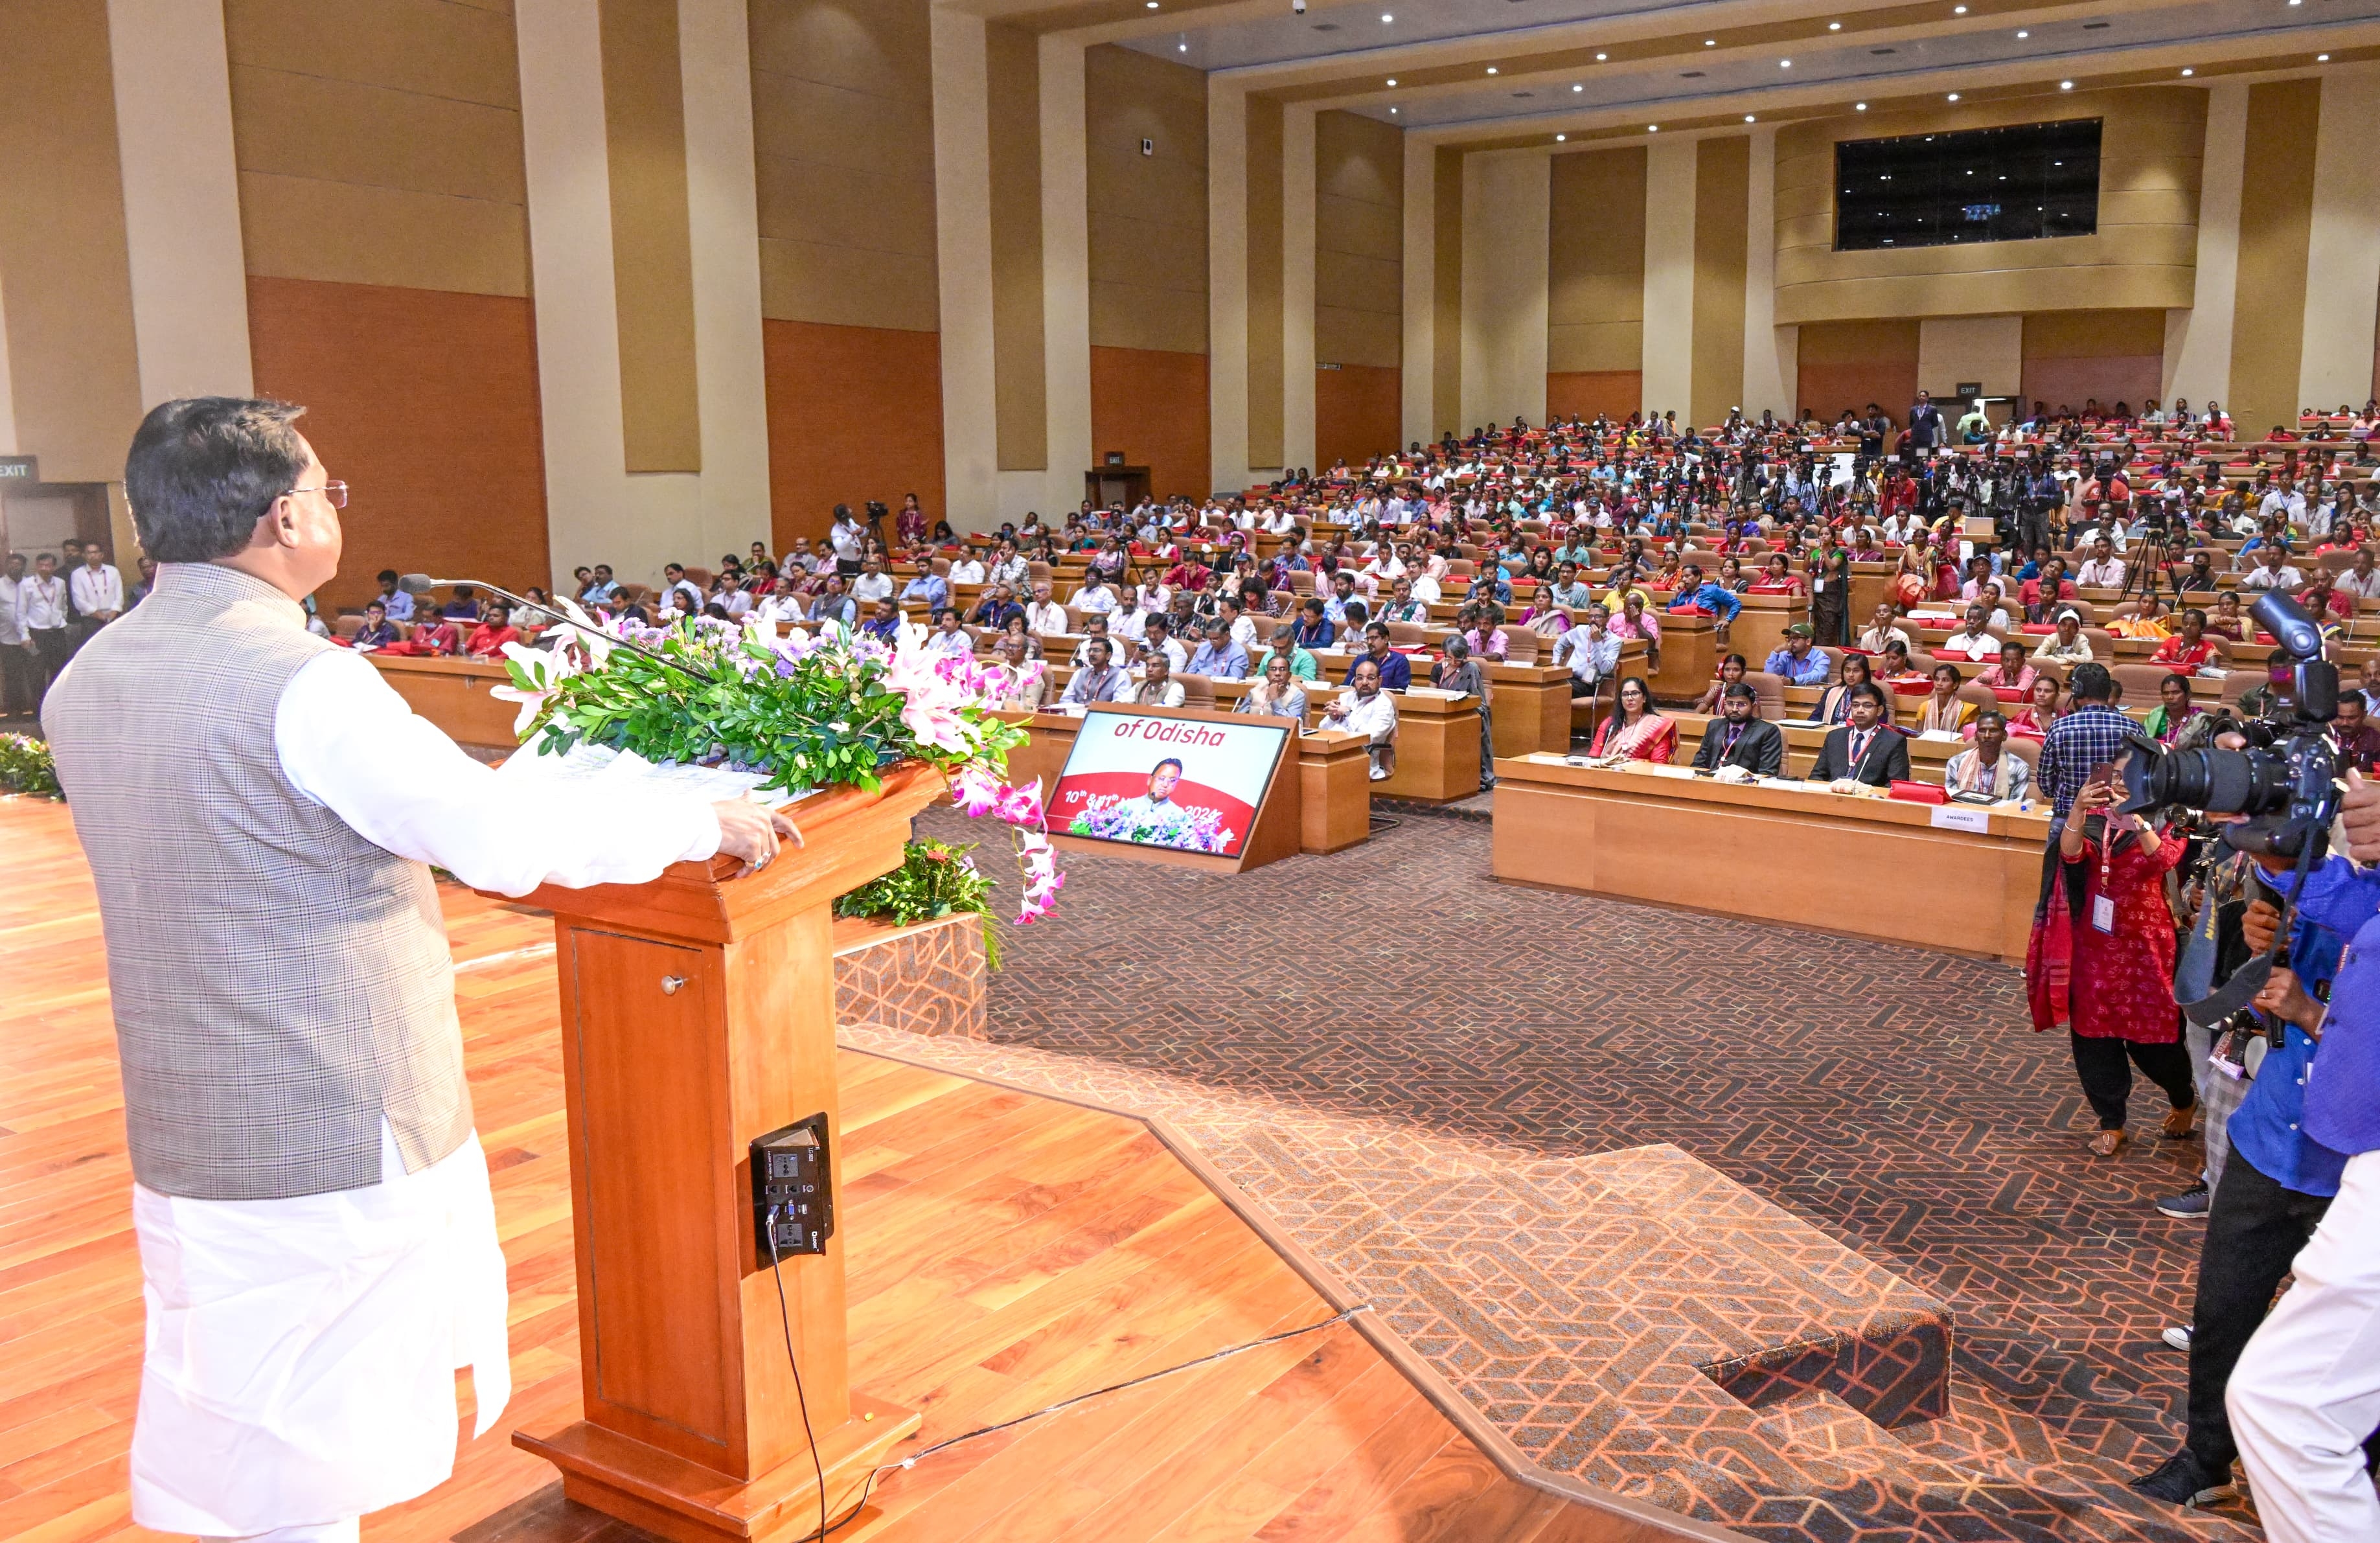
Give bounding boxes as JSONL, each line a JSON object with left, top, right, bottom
{"left": 0, "top": 795, "right": 1668, "bottom": 1543}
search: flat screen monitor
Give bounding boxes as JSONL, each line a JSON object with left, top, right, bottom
{"left": 1834, "top": 118, "right": 2100, "bottom": 252}
{"left": 1051, "top": 710, "right": 1290, "bottom": 858}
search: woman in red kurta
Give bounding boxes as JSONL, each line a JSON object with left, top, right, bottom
{"left": 2026, "top": 777, "right": 2196, "bottom": 1155}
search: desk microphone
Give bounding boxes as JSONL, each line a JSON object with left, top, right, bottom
{"left": 397, "top": 573, "right": 715, "bottom": 683}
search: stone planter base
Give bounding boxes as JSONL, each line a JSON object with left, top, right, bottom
{"left": 831, "top": 912, "right": 989, "bottom": 1040}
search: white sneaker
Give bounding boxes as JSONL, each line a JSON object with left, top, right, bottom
{"left": 2162, "top": 1324, "right": 2193, "bottom": 1351}
{"left": 1369, "top": 766, "right": 1390, "bottom": 781}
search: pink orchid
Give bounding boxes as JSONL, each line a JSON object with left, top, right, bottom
{"left": 949, "top": 764, "right": 1006, "bottom": 817}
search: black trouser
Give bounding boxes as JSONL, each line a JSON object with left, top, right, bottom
{"left": 2068, "top": 1031, "right": 2194, "bottom": 1130}
{"left": 1, "top": 640, "right": 38, "bottom": 718}
{"left": 2186, "top": 1154, "right": 2332, "bottom": 1473}
{"left": 1569, "top": 673, "right": 1600, "bottom": 699}
{"left": 27, "top": 627, "right": 71, "bottom": 700}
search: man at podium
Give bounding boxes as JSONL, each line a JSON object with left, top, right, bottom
{"left": 42, "top": 398, "right": 794, "bottom": 1543}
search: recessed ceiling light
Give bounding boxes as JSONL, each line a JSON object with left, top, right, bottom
{"left": 1648, "top": 124, "right": 1659, "bottom": 131}
{"left": 1145, "top": 1, "right": 1157, "bottom": 7}
{"left": 2318, "top": 51, "right": 2331, "bottom": 59}
{"left": 1380, "top": 11, "right": 1393, "bottom": 20}
{"left": 1555, "top": 133, "right": 1567, "bottom": 141}
{"left": 1704, "top": 38, "right": 1717, "bottom": 45}
{"left": 1390, "top": 106, "right": 1398, "bottom": 113}
{"left": 1855, "top": 101, "right": 1867, "bottom": 109}
{"left": 1953, "top": 5, "right": 1967, "bottom": 12}
{"left": 2181, "top": 67, "right": 2194, "bottom": 75}
{"left": 1485, "top": 65, "right": 1498, "bottom": 74}
{"left": 1572, "top": 83, "right": 1584, "bottom": 91}
{"left": 1745, "top": 113, "right": 1757, "bottom": 122}
{"left": 2015, "top": 29, "right": 2028, "bottom": 38}
{"left": 2060, "top": 79, "right": 2073, "bottom": 88}
{"left": 1947, "top": 91, "right": 1960, "bottom": 100}
{"left": 1780, "top": 58, "right": 1792, "bottom": 67}
{"left": 1386, "top": 78, "right": 1397, "bottom": 86}
{"left": 1595, "top": 51, "right": 1608, "bottom": 60}
{"left": 1829, "top": 19, "right": 1842, "bottom": 29}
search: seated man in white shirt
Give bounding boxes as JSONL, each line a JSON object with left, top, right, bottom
{"left": 2074, "top": 536, "right": 2127, "bottom": 590}
{"left": 1939, "top": 603, "right": 2002, "bottom": 663}
{"left": 1126, "top": 651, "right": 1185, "bottom": 708}
{"left": 1024, "top": 582, "right": 1070, "bottom": 637}
{"left": 849, "top": 556, "right": 894, "bottom": 604}
{"left": 923, "top": 608, "right": 976, "bottom": 657}
{"left": 1134, "top": 613, "right": 1189, "bottom": 674}
{"left": 1857, "top": 602, "right": 1912, "bottom": 654}
{"left": 946, "top": 551, "right": 986, "bottom": 585}
{"left": 1552, "top": 604, "right": 1621, "bottom": 699}
{"left": 1075, "top": 575, "right": 1117, "bottom": 614}
{"left": 2239, "top": 546, "right": 2302, "bottom": 593}
{"left": 1323, "top": 657, "right": 1399, "bottom": 780}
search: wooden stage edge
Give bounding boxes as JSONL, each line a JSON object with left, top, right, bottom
{"left": 838, "top": 1040, "right": 1741, "bottom": 1543}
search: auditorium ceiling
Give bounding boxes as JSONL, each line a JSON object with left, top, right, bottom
{"left": 948, "top": 0, "right": 2380, "bottom": 141}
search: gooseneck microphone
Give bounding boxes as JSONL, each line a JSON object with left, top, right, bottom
{"left": 397, "top": 573, "right": 715, "bottom": 683}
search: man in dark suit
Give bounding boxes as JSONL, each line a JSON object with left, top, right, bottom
{"left": 1692, "top": 683, "right": 1785, "bottom": 776}
{"left": 1908, "top": 389, "right": 1943, "bottom": 451}
{"left": 1808, "top": 682, "right": 1910, "bottom": 788}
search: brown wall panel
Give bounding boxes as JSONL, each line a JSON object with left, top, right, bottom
{"left": 762, "top": 320, "right": 945, "bottom": 547}
{"left": 987, "top": 22, "right": 1047, "bottom": 472}
{"left": 1314, "top": 365, "right": 1401, "bottom": 471}
{"left": 226, "top": 0, "right": 530, "bottom": 297}
{"left": 1548, "top": 371, "right": 1645, "bottom": 422}
{"left": 749, "top": 0, "right": 939, "bottom": 332}
{"left": 1314, "top": 110, "right": 1401, "bottom": 371}
{"left": 1086, "top": 44, "right": 1207, "bottom": 356}
{"left": 2228, "top": 79, "right": 2320, "bottom": 436}
{"left": 601, "top": 0, "right": 703, "bottom": 474}
{"left": 0, "top": 0, "right": 144, "bottom": 485}
{"left": 1796, "top": 319, "right": 1920, "bottom": 422}
{"left": 1091, "top": 345, "right": 1211, "bottom": 502}
{"left": 1431, "top": 145, "right": 1464, "bottom": 442}
{"left": 247, "top": 275, "right": 549, "bottom": 610}
{"left": 1246, "top": 96, "right": 1285, "bottom": 466}
{"left": 1691, "top": 136, "right": 1750, "bottom": 430}
{"left": 1774, "top": 87, "right": 2205, "bottom": 325}
{"left": 1548, "top": 147, "right": 1646, "bottom": 376}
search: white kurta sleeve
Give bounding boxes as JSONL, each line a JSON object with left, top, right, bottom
{"left": 274, "top": 648, "right": 722, "bottom": 897}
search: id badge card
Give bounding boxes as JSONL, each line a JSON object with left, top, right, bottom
{"left": 2090, "top": 894, "right": 2116, "bottom": 933}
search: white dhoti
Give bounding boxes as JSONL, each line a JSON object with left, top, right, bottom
{"left": 129, "top": 1125, "right": 512, "bottom": 1537}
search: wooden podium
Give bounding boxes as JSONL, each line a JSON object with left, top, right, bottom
{"left": 502, "top": 764, "right": 946, "bottom": 1543}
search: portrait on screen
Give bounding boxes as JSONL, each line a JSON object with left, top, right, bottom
{"left": 1053, "top": 711, "right": 1289, "bottom": 857}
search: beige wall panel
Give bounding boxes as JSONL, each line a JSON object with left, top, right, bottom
{"left": 749, "top": 0, "right": 937, "bottom": 332}
{"left": 2023, "top": 308, "right": 2166, "bottom": 359}
{"left": 1317, "top": 193, "right": 1402, "bottom": 258}
{"left": 1092, "top": 282, "right": 1210, "bottom": 356}
{"left": 748, "top": 0, "right": 931, "bottom": 102}
{"left": 1549, "top": 319, "right": 1645, "bottom": 375}
{"left": 1316, "top": 113, "right": 1400, "bottom": 207}
{"left": 1246, "top": 95, "right": 1283, "bottom": 464}
{"left": 1082, "top": 148, "right": 1209, "bottom": 229}
{"left": 1316, "top": 304, "right": 1400, "bottom": 369}
{"left": 1316, "top": 248, "right": 1401, "bottom": 318}
{"left": 1774, "top": 87, "right": 2206, "bottom": 325}
{"left": 758, "top": 239, "right": 939, "bottom": 333}
{"left": 1691, "top": 135, "right": 1750, "bottom": 428}
{"left": 749, "top": 78, "right": 935, "bottom": 186}
{"left": 1431, "top": 144, "right": 1463, "bottom": 439}
{"left": 986, "top": 21, "right": 1044, "bottom": 472}
{"left": 751, "top": 157, "right": 938, "bottom": 255}
{"left": 229, "top": 68, "right": 527, "bottom": 207}
{"left": 225, "top": 0, "right": 521, "bottom": 108}
{"left": 1549, "top": 146, "right": 1646, "bottom": 330}
{"left": 0, "top": 0, "right": 144, "bottom": 483}
{"left": 2229, "top": 79, "right": 2320, "bottom": 434}
{"left": 239, "top": 172, "right": 529, "bottom": 297}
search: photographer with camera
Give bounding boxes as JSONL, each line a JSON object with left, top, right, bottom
{"left": 2109, "top": 593, "right": 2380, "bottom": 1522}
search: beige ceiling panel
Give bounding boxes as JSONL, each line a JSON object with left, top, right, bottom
{"left": 225, "top": 0, "right": 521, "bottom": 108}
{"left": 231, "top": 65, "right": 525, "bottom": 205}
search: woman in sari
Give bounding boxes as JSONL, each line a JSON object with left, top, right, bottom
{"left": 1759, "top": 553, "right": 1805, "bottom": 595}
{"left": 1588, "top": 676, "right": 1677, "bottom": 763}
{"left": 2206, "top": 589, "right": 2250, "bottom": 641}
{"left": 1892, "top": 536, "right": 1933, "bottom": 609}
{"left": 1918, "top": 663, "right": 1977, "bottom": 734}
{"left": 2144, "top": 672, "right": 2206, "bottom": 745}
{"left": 1817, "top": 652, "right": 1876, "bottom": 726}
{"left": 2026, "top": 774, "right": 2195, "bottom": 1155}
{"left": 2006, "top": 673, "right": 2063, "bottom": 738}
{"left": 1694, "top": 653, "right": 1750, "bottom": 714}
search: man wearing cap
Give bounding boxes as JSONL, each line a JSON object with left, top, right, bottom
{"left": 1763, "top": 623, "right": 1831, "bottom": 686}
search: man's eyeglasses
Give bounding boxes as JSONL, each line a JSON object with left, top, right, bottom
{"left": 289, "top": 482, "right": 350, "bottom": 509}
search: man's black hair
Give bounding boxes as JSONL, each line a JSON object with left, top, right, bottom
{"left": 124, "top": 397, "right": 308, "bottom": 563}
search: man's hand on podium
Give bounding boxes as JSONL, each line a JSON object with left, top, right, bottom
{"left": 713, "top": 801, "right": 804, "bottom": 878}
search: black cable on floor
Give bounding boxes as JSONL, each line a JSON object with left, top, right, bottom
{"left": 777, "top": 1301, "right": 1372, "bottom": 1542}
{"left": 764, "top": 1206, "right": 830, "bottom": 1543}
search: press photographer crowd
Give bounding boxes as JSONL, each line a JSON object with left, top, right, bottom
{"left": 2031, "top": 590, "right": 2379, "bottom": 1529}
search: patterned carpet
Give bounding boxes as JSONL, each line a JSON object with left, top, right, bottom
{"left": 897, "top": 805, "right": 2258, "bottom": 1542}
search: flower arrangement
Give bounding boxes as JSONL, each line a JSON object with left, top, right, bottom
{"left": 494, "top": 604, "right": 1064, "bottom": 923}
{"left": 0, "top": 733, "right": 60, "bottom": 798}
{"left": 833, "top": 837, "right": 1003, "bottom": 968}
{"left": 1068, "top": 799, "right": 1233, "bottom": 853}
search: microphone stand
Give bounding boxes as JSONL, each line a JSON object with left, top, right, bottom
{"left": 415, "top": 577, "right": 716, "bottom": 685}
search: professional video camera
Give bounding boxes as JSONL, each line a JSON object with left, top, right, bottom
{"left": 2116, "top": 591, "right": 2340, "bottom": 862}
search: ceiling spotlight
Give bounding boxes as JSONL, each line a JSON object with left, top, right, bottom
{"left": 1829, "top": 19, "right": 1842, "bottom": 29}
{"left": 1855, "top": 101, "right": 1868, "bottom": 109}
{"left": 1572, "top": 83, "right": 1584, "bottom": 91}
{"left": 1745, "top": 113, "right": 1757, "bottom": 122}
{"left": 2016, "top": 29, "right": 2029, "bottom": 38}
{"left": 1177, "top": 30, "right": 1187, "bottom": 50}
{"left": 1390, "top": 106, "right": 1398, "bottom": 112}
{"left": 2060, "top": 78, "right": 2073, "bottom": 88}
{"left": 1386, "top": 78, "right": 1397, "bottom": 86}
{"left": 1781, "top": 58, "right": 1792, "bottom": 67}
{"left": 1705, "top": 38, "right": 1717, "bottom": 45}
{"left": 1380, "top": 11, "right": 1393, "bottom": 19}
{"left": 1947, "top": 91, "right": 1960, "bottom": 100}
{"left": 1555, "top": 133, "right": 1567, "bottom": 141}
{"left": 1596, "top": 51, "right": 1608, "bottom": 60}
{"left": 2181, "top": 67, "right": 2194, "bottom": 75}
{"left": 2318, "top": 51, "right": 2331, "bottom": 58}
{"left": 1145, "top": 1, "right": 1158, "bottom": 7}
{"left": 1486, "top": 65, "right": 1498, "bottom": 74}
{"left": 1952, "top": 5, "right": 1967, "bottom": 12}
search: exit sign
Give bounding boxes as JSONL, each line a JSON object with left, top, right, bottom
{"left": 0, "top": 457, "right": 35, "bottom": 482}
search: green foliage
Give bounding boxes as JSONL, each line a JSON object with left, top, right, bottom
{"left": 0, "top": 733, "right": 60, "bottom": 798}
{"left": 834, "top": 838, "right": 1003, "bottom": 970}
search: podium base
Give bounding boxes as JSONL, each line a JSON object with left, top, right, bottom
{"left": 514, "top": 1394, "right": 922, "bottom": 1543}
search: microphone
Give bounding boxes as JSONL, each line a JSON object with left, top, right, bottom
{"left": 398, "top": 574, "right": 715, "bottom": 683}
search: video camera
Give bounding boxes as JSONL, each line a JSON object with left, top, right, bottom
{"left": 2116, "top": 591, "right": 2340, "bottom": 862}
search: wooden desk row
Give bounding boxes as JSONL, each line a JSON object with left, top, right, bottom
{"left": 1491, "top": 756, "right": 2051, "bottom": 963}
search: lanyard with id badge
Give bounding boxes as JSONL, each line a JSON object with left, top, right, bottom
{"left": 2087, "top": 762, "right": 2122, "bottom": 934}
